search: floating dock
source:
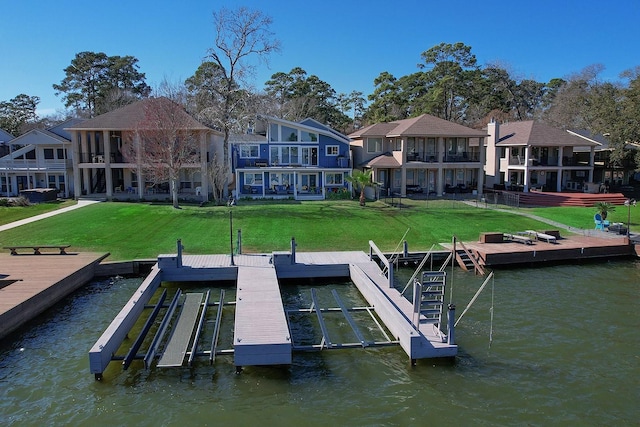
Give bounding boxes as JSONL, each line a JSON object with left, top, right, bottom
{"left": 0, "top": 251, "right": 109, "bottom": 340}
{"left": 89, "top": 240, "right": 457, "bottom": 379}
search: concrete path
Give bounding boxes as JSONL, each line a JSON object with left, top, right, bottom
{"left": 0, "top": 200, "right": 101, "bottom": 232}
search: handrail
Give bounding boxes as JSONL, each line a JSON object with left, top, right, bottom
{"left": 453, "top": 236, "right": 486, "bottom": 276}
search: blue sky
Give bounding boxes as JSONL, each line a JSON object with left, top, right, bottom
{"left": 1, "top": 0, "right": 639, "bottom": 117}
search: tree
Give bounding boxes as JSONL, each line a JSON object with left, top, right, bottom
{"left": 346, "top": 169, "right": 375, "bottom": 206}
{"left": 365, "top": 71, "right": 407, "bottom": 123}
{"left": 417, "top": 42, "right": 480, "bottom": 122}
{"left": 206, "top": 6, "right": 281, "bottom": 198}
{"left": 122, "top": 97, "right": 202, "bottom": 208}
{"left": 0, "top": 94, "right": 40, "bottom": 135}
{"left": 53, "top": 51, "right": 150, "bottom": 117}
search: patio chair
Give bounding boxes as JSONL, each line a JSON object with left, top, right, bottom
{"left": 594, "top": 213, "right": 609, "bottom": 230}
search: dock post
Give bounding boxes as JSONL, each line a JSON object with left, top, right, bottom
{"left": 447, "top": 304, "right": 456, "bottom": 345}
{"left": 237, "top": 229, "right": 242, "bottom": 254}
{"left": 229, "top": 211, "right": 235, "bottom": 266}
{"left": 291, "top": 237, "right": 296, "bottom": 264}
{"left": 177, "top": 239, "right": 183, "bottom": 268}
{"left": 403, "top": 241, "right": 408, "bottom": 258}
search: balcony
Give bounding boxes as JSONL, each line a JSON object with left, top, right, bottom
{"left": 406, "top": 152, "right": 439, "bottom": 163}
{"left": 443, "top": 152, "right": 480, "bottom": 163}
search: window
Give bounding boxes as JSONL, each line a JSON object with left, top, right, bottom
{"left": 44, "top": 149, "right": 54, "bottom": 159}
{"left": 282, "top": 126, "right": 298, "bottom": 141}
{"left": 326, "top": 145, "right": 339, "bottom": 156}
{"left": 57, "top": 148, "right": 65, "bottom": 159}
{"left": 239, "top": 145, "right": 259, "bottom": 158}
{"left": 270, "top": 124, "right": 279, "bottom": 142}
{"left": 367, "top": 138, "right": 382, "bottom": 153}
{"left": 244, "top": 173, "right": 263, "bottom": 185}
{"left": 301, "top": 130, "right": 317, "bottom": 142}
{"left": 325, "top": 173, "right": 343, "bottom": 185}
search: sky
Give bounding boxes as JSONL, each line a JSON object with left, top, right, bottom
{"left": 1, "top": 0, "right": 639, "bottom": 117}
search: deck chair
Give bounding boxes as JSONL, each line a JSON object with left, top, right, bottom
{"left": 594, "top": 214, "right": 605, "bottom": 230}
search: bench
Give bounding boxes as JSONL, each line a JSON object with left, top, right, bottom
{"left": 4, "top": 245, "right": 71, "bottom": 255}
{"left": 525, "top": 230, "right": 558, "bottom": 244}
{"left": 503, "top": 234, "right": 533, "bottom": 245}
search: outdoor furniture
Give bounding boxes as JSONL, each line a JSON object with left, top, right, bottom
{"left": 4, "top": 245, "right": 71, "bottom": 255}
{"left": 504, "top": 233, "right": 533, "bottom": 245}
{"left": 525, "top": 230, "right": 558, "bottom": 244}
{"left": 594, "top": 214, "right": 610, "bottom": 230}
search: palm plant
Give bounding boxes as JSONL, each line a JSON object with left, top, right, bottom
{"left": 346, "top": 169, "right": 375, "bottom": 206}
{"left": 594, "top": 201, "right": 616, "bottom": 220}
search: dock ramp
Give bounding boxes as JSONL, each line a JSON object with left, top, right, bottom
{"left": 157, "top": 293, "right": 204, "bottom": 367}
{"left": 233, "top": 265, "right": 291, "bottom": 367}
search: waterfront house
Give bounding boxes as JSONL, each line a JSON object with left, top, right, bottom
{"left": 231, "top": 116, "right": 352, "bottom": 200}
{"left": 0, "top": 119, "right": 81, "bottom": 198}
{"left": 485, "top": 120, "right": 599, "bottom": 192}
{"left": 349, "top": 114, "right": 487, "bottom": 197}
{"left": 66, "top": 97, "right": 223, "bottom": 201}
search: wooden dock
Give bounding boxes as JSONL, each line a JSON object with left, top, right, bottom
{"left": 450, "top": 234, "right": 634, "bottom": 267}
{"left": 0, "top": 252, "right": 109, "bottom": 340}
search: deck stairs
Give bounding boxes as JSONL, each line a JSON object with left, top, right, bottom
{"left": 453, "top": 238, "right": 486, "bottom": 275}
{"left": 512, "top": 191, "right": 627, "bottom": 207}
{"left": 412, "top": 271, "right": 446, "bottom": 328}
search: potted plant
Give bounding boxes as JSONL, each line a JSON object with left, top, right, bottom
{"left": 594, "top": 201, "right": 615, "bottom": 221}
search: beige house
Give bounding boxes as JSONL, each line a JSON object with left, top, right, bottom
{"left": 349, "top": 114, "right": 487, "bottom": 197}
{"left": 66, "top": 97, "right": 223, "bottom": 201}
{"left": 485, "top": 120, "right": 598, "bottom": 192}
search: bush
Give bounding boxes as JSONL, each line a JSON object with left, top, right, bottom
{"left": 0, "top": 198, "right": 9, "bottom": 207}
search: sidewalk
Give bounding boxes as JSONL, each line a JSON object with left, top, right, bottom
{"left": 0, "top": 200, "right": 101, "bottom": 232}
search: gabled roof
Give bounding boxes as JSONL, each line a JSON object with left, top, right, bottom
{"left": 0, "top": 128, "right": 15, "bottom": 143}
{"left": 495, "top": 121, "right": 598, "bottom": 147}
{"left": 7, "top": 128, "right": 71, "bottom": 146}
{"left": 362, "top": 153, "right": 401, "bottom": 168}
{"left": 66, "top": 97, "right": 211, "bottom": 131}
{"left": 48, "top": 118, "right": 85, "bottom": 139}
{"left": 350, "top": 114, "right": 487, "bottom": 139}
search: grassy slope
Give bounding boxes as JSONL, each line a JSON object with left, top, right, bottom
{"left": 0, "top": 200, "right": 558, "bottom": 260}
{"left": 0, "top": 200, "right": 76, "bottom": 225}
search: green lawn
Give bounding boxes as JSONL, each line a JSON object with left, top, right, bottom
{"left": 528, "top": 204, "right": 640, "bottom": 230}
{"left": 0, "top": 200, "right": 76, "bottom": 225}
{"left": 0, "top": 199, "right": 561, "bottom": 261}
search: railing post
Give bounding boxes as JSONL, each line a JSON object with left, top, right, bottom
{"left": 291, "top": 237, "right": 296, "bottom": 264}
{"left": 176, "top": 239, "right": 183, "bottom": 268}
{"left": 447, "top": 304, "right": 456, "bottom": 344}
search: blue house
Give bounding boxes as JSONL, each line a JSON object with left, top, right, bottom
{"left": 232, "top": 116, "right": 352, "bottom": 200}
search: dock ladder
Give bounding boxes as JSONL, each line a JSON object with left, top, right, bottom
{"left": 412, "top": 271, "right": 446, "bottom": 329}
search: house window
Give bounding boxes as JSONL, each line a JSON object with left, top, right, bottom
{"left": 367, "top": 138, "right": 382, "bottom": 153}
{"left": 270, "top": 124, "right": 279, "bottom": 142}
{"left": 325, "top": 172, "right": 343, "bottom": 185}
{"left": 239, "top": 145, "right": 259, "bottom": 158}
{"left": 290, "top": 146, "right": 299, "bottom": 164}
{"left": 57, "top": 148, "right": 65, "bottom": 159}
{"left": 44, "top": 149, "right": 54, "bottom": 159}
{"left": 301, "top": 130, "right": 317, "bottom": 142}
{"left": 326, "top": 145, "right": 339, "bottom": 156}
{"left": 244, "top": 173, "right": 263, "bottom": 185}
{"left": 282, "top": 126, "right": 298, "bottom": 141}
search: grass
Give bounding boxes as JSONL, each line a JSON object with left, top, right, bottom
{"left": 5, "top": 198, "right": 637, "bottom": 260}
{"left": 0, "top": 199, "right": 563, "bottom": 261}
{"left": 0, "top": 200, "right": 76, "bottom": 225}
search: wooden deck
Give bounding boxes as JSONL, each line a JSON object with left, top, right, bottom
{"left": 452, "top": 234, "right": 634, "bottom": 267}
{"left": 0, "top": 252, "right": 109, "bottom": 340}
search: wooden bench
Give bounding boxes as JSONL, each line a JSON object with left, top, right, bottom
{"left": 4, "top": 245, "right": 71, "bottom": 255}
{"left": 503, "top": 234, "right": 533, "bottom": 245}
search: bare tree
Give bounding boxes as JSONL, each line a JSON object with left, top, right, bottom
{"left": 123, "top": 97, "right": 202, "bottom": 208}
{"left": 206, "top": 6, "right": 281, "bottom": 197}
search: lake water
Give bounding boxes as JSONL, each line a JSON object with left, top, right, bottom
{"left": 1, "top": 261, "right": 638, "bottom": 426}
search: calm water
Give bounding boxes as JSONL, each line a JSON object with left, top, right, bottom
{"left": 1, "top": 261, "right": 638, "bottom": 426}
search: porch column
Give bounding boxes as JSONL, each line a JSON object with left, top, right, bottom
{"left": 135, "top": 133, "right": 144, "bottom": 199}
{"left": 82, "top": 131, "right": 91, "bottom": 196}
{"left": 71, "top": 130, "right": 81, "bottom": 199}
{"left": 589, "top": 147, "right": 595, "bottom": 182}
{"left": 437, "top": 167, "right": 444, "bottom": 195}
{"left": 523, "top": 146, "right": 530, "bottom": 192}
{"left": 103, "top": 130, "right": 112, "bottom": 199}
{"left": 556, "top": 170, "right": 562, "bottom": 192}
{"left": 437, "top": 137, "right": 445, "bottom": 162}
{"left": 477, "top": 137, "right": 485, "bottom": 197}
{"left": 400, "top": 166, "right": 407, "bottom": 197}
{"left": 199, "top": 131, "right": 209, "bottom": 202}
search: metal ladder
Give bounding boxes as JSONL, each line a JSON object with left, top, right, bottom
{"left": 412, "top": 271, "right": 446, "bottom": 328}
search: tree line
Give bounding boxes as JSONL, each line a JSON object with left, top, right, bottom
{"left": 1, "top": 7, "right": 639, "bottom": 168}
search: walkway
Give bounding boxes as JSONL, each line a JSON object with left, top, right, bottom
{"left": 0, "top": 200, "right": 100, "bottom": 232}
